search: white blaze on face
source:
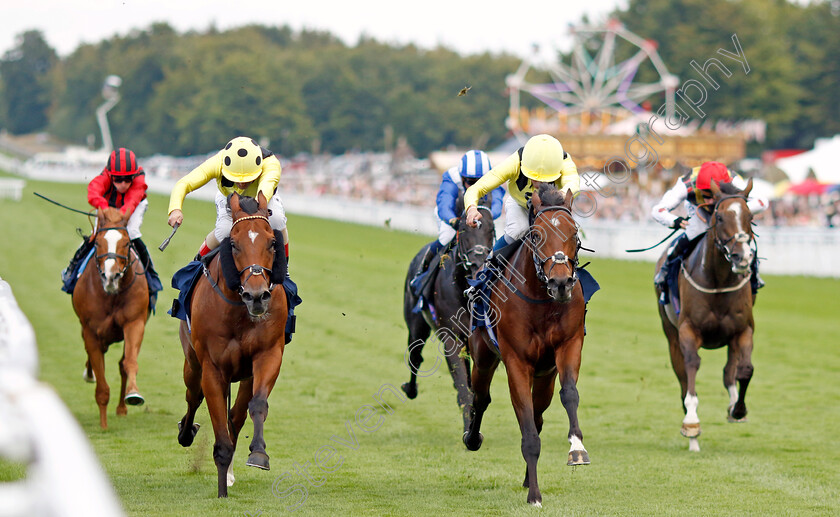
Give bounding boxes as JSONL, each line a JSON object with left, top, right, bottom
{"left": 103, "top": 230, "right": 122, "bottom": 279}
{"left": 248, "top": 230, "right": 258, "bottom": 244}
{"left": 683, "top": 393, "right": 700, "bottom": 425}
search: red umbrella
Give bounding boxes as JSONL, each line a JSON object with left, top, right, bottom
{"left": 786, "top": 179, "right": 830, "bottom": 195}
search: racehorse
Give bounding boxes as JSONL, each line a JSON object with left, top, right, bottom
{"left": 463, "top": 184, "right": 589, "bottom": 507}
{"left": 655, "top": 179, "right": 757, "bottom": 452}
{"left": 401, "top": 199, "right": 495, "bottom": 432}
{"left": 72, "top": 207, "right": 149, "bottom": 429}
{"left": 176, "top": 192, "right": 288, "bottom": 498}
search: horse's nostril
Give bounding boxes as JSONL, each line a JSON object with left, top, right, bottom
{"left": 260, "top": 291, "right": 271, "bottom": 302}
{"left": 242, "top": 292, "right": 253, "bottom": 302}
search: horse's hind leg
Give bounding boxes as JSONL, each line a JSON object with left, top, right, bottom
{"left": 725, "top": 328, "right": 754, "bottom": 422}
{"left": 83, "top": 328, "right": 110, "bottom": 429}
{"left": 246, "top": 347, "right": 284, "bottom": 471}
{"left": 444, "top": 342, "right": 472, "bottom": 434}
{"left": 178, "top": 344, "right": 204, "bottom": 447}
{"left": 200, "top": 364, "right": 234, "bottom": 497}
{"left": 225, "top": 378, "right": 253, "bottom": 488}
{"left": 402, "top": 313, "right": 432, "bottom": 400}
{"left": 463, "top": 333, "right": 498, "bottom": 452}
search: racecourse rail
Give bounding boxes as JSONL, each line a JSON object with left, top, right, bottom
{"left": 5, "top": 156, "right": 840, "bottom": 278}
{"left": 0, "top": 277, "right": 124, "bottom": 517}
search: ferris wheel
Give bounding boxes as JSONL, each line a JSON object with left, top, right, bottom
{"left": 507, "top": 19, "right": 679, "bottom": 139}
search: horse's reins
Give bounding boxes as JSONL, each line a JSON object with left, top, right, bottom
{"left": 205, "top": 214, "right": 275, "bottom": 305}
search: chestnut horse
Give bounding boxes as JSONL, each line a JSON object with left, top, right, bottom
{"left": 176, "top": 192, "right": 288, "bottom": 498}
{"left": 463, "top": 185, "right": 589, "bottom": 507}
{"left": 655, "top": 179, "right": 757, "bottom": 452}
{"left": 72, "top": 207, "right": 149, "bottom": 429}
{"left": 402, "top": 201, "right": 495, "bottom": 433}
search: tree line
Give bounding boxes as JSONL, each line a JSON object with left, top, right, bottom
{"left": 1, "top": 0, "right": 838, "bottom": 157}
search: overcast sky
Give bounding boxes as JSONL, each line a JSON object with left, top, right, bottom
{"left": 3, "top": 0, "right": 626, "bottom": 59}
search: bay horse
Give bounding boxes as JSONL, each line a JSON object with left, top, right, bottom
{"left": 401, "top": 200, "right": 495, "bottom": 432}
{"left": 655, "top": 179, "right": 757, "bottom": 452}
{"left": 463, "top": 184, "right": 589, "bottom": 507}
{"left": 72, "top": 207, "right": 149, "bottom": 429}
{"left": 176, "top": 192, "right": 288, "bottom": 498}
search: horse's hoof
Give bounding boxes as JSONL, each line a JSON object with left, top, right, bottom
{"left": 728, "top": 404, "right": 748, "bottom": 422}
{"left": 124, "top": 392, "right": 145, "bottom": 406}
{"left": 246, "top": 451, "right": 270, "bottom": 470}
{"left": 463, "top": 431, "right": 483, "bottom": 451}
{"left": 177, "top": 421, "right": 200, "bottom": 447}
{"left": 681, "top": 422, "right": 701, "bottom": 438}
{"left": 567, "top": 449, "right": 591, "bottom": 466}
{"left": 83, "top": 368, "right": 95, "bottom": 383}
{"left": 401, "top": 382, "right": 418, "bottom": 400}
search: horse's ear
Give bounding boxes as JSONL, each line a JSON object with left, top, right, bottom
{"left": 228, "top": 192, "right": 241, "bottom": 213}
{"left": 742, "top": 177, "right": 753, "bottom": 198}
{"left": 564, "top": 188, "right": 574, "bottom": 209}
{"left": 531, "top": 189, "right": 543, "bottom": 211}
{"left": 710, "top": 179, "right": 722, "bottom": 199}
{"left": 257, "top": 191, "right": 267, "bottom": 210}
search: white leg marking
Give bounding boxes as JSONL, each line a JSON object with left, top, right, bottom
{"left": 248, "top": 230, "right": 258, "bottom": 244}
{"left": 683, "top": 393, "right": 699, "bottom": 425}
{"left": 688, "top": 438, "right": 700, "bottom": 452}
{"left": 728, "top": 384, "right": 738, "bottom": 407}
{"left": 569, "top": 435, "right": 586, "bottom": 452}
{"left": 227, "top": 465, "right": 235, "bottom": 487}
{"left": 532, "top": 501, "right": 542, "bottom": 508}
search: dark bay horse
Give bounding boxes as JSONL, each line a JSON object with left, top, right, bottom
{"left": 463, "top": 185, "right": 589, "bottom": 507}
{"left": 655, "top": 179, "right": 757, "bottom": 452}
{"left": 402, "top": 202, "right": 495, "bottom": 432}
{"left": 176, "top": 192, "right": 288, "bottom": 497}
{"left": 72, "top": 207, "right": 149, "bottom": 429}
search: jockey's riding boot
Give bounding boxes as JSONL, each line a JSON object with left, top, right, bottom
{"left": 62, "top": 237, "right": 94, "bottom": 284}
{"left": 410, "top": 240, "right": 444, "bottom": 295}
{"left": 750, "top": 257, "right": 765, "bottom": 294}
{"left": 132, "top": 238, "right": 163, "bottom": 302}
{"left": 655, "top": 234, "right": 689, "bottom": 287}
{"left": 422, "top": 240, "right": 444, "bottom": 272}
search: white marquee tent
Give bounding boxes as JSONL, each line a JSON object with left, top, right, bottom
{"left": 775, "top": 135, "right": 840, "bottom": 184}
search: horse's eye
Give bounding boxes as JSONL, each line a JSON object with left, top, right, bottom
{"left": 269, "top": 240, "right": 276, "bottom": 250}
{"left": 717, "top": 214, "right": 723, "bottom": 222}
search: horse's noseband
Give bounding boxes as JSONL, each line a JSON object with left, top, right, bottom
{"left": 238, "top": 264, "right": 274, "bottom": 293}
{"left": 94, "top": 225, "right": 133, "bottom": 279}
{"left": 531, "top": 206, "right": 579, "bottom": 286}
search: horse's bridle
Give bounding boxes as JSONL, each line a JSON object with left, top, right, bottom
{"left": 707, "top": 195, "right": 755, "bottom": 266}
{"left": 93, "top": 225, "right": 135, "bottom": 280}
{"left": 230, "top": 214, "right": 275, "bottom": 294}
{"left": 455, "top": 206, "right": 492, "bottom": 271}
{"left": 529, "top": 206, "right": 582, "bottom": 285}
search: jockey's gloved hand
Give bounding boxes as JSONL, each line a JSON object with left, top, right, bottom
{"left": 671, "top": 217, "right": 687, "bottom": 229}
{"left": 448, "top": 218, "right": 459, "bottom": 229}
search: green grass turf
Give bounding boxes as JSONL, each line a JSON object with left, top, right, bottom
{"left": 1, "top": 173, "right": 838, "bottom": 516}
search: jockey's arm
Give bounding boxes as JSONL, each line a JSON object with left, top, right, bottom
{"left": 87, "top": 172, "right": 111, "bottom": 210}
{"left": 731, "top": 175, "right": 769, "bottom": 215}
{"left": 120, "top": 172, "right": 148, "bottom": 215}
{"left": 557, "top": 154, "right": 581, "bottom": 197}
{"left": 651, "top": 179, "right": 688, "bottom": 228}
{"left": 465, "top": 151, "right": 518, "bottom": 212}
{"left": 167, "top": 153, "right": 223, "bottom": 221}
{"left": 255, "top": 154, "right": 282, "bottom": 201}
{"left": 436, "top": 171, "right": 460, "bottom": 222}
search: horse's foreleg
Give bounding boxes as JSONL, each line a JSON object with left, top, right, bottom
{"left": 402, "top": 315, "right": 431, "bottom": 400}
{"left": 556, "top": 339, "right": 589, "bottom": 467}
{"left": 463, "top": 333, "right": 498, "bottom": 452}
{"left": 83, "top": 328, "right": 109, "bottom": 429}
{"left": 523, "top": 372, "right": 556, "bottom": 488}
{"left": 506, "top": 358, "right": 543, "bottom": 507}
{"left": 117, "top": 353, "right": 128, "bottom": 416}
{"left": 728, "top": 327, "right": 754, "bottom": 422}
{"left": 178, "top": 351, "right": 204, "bottom": 447}
{"left": 444, "top": 342, "right": 472, "bottom": 434}
{"left": 121, "top": 319, "right": 145, "bottom": 406}
{"left": 678, "top": 324, "right": 702, "bottom": 450}
{"left": 246, "top": 347, "right": 283, "bottom": 471}
{"left": 200, "top": 364, "right": 234, "bottom": 498}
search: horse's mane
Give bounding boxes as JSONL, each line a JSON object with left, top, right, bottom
{"left": 536, "top": 183, "right": 566, "bottom": 207}
{"left": 719, "top": 182, "right": 742, "bottom": 196}
{"left": 237, "top": 196, "right": 261, "bottom": 215}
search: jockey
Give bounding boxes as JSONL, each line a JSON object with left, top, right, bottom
{"left": 464, "top": 134, "right": 580, "bottom": 264}
{"left": 416, "top": 150, "right": 504, "bottom": 274}
{"left": 167, "top": 136, "right": 289, "bottom": 261}
{"left": 62, "top": 148, "right": 163, "bottom": 304}
{"left": 652, "top": 161, "right": 769, "bottom": 296}
{"left": 167, "top": 136, "right": 300, "bottom": 342}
